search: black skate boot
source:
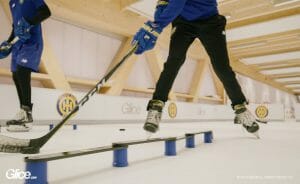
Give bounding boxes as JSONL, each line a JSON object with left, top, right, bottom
{"left": 234, "top": 104, "right": 260, "bottom": 138}
{"left": 144, "top": 99, "right": 165, "bottom": 133}
{"left": 6, "top": 105, "right": 33, "bottom": 132}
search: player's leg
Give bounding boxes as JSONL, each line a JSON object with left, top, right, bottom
{"left": 6, "top": 43, "right": 42, "bottom": 132}
{"left": 6, "top": 72, "right": 27, "bottom": 127}
{"left": 197, "top": 15, "right": 259, "bottom": 137}
{"left": 144, "top": 19, "right": 196, "bottom": 133}
{"left": 6, "top": 53, "right": 25, "bottom": 127}
{"left": 12, "top": 72, "right": 24, "bottom": 106}
{"left": 7, "top": 66, "right": 33, "bottom": 132}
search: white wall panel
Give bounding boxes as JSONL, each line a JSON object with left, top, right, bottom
{"left": 127, "top": 55, "right": 155, "bottom": 88}
{"left": 80, "top": 29, "right": 99, "bottom": 79}
{"left": 159, "top": 50, "right": 217, "bottom": 95}
{"left": 173, "top": 58, "right": 198, "bottom": 94}
{"left": 0, "top": 84, "right": 285, "bottom": 123}
{"left": 199, "top": 67, "right": 217, "bottom": 97}
{"left": 43, "top": 19, "right": 122, "bottom": 80}
{"left": 295, "top": 104, "right": 300, "bottom": 122}
{"left": 62, "top": 23, "right": 82, "bottom": 77}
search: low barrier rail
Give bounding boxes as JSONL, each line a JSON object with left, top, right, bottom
{"left": 24, "top": 130, "right": 213, "bottom": 184}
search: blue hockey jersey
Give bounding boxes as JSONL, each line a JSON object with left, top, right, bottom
{"left": 9, "top": 0, "right": 47, "bottom": 45}
{"left": 154, "top": 0, "right": 218, "bottom": 28}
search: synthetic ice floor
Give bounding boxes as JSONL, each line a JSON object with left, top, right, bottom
{"left": 0, "top": 121, "right": 299, "bottom": 184}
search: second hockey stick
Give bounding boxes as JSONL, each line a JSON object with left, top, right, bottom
{"left": 0, "top": 44, "right": 137, "bottom": 154}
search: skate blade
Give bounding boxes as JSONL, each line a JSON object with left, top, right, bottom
{"left": 252, "top": 131, "right": 260, "bottom": 139}
{"left": 6, "top": 124, "right": 32, "bottom": 132}
{"left": 145, "top": 131, "right": 154, "bottom": 140}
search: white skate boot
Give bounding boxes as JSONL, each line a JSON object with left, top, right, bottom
{"left": 6, "top": 105, "right": 33, "bottom": 132}
{"left": 143, "top": 99, "right": 165, "bottom": 133}
{"left": 234, "top": 104, "right": 260, "bottom": 138}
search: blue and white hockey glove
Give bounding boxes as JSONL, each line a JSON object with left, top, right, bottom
{"left": 154, "top": 0, "right": 169, "bottom": 20}
{"left": 14, "top": 18, "right": 32, "bottom": 42}
{"left": 0, "top": 41, "right": 12, "bottom": 59}
{"left": 132, "top": 21, "right": 163, "bottom": 55}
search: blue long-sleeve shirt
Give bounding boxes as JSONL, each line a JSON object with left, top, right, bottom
{"left": 154, "top": 0, "right": 218, "bottom": 28}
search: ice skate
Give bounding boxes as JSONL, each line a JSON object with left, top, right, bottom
{"left": 234, "top": 104, "right": 260, "bottom": 138}
{"left": 143, "top": 99, "right": 165, "bottom": 133}
{"left": 6, "top": 105, "right": 33, "bottom": 132}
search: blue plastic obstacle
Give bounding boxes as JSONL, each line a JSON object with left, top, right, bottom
{"left": 49, "top": 124, "right": 78, "bottom": 131}
{"left": 24, "top": 130, "right": 213, "bottom": 184}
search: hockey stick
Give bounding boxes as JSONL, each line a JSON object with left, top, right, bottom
{"left": 0, "top": 44, "right": 138, "bottom": 154}
{"left": 0, "top": 37, "right": 19, "bottom": 51}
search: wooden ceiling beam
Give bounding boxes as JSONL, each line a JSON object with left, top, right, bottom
{"left": 219, "top": 0, "right": 300, "bottom": 29}
{"left": 284, "top": 81, "right": 300, "bottom": 85}
{"left": 230, "top": 59, "right": 295, "bottom": 94}
{"left": 257, "top": 63, "right": 300, "bottom": 70}
{"left": 101, "top": 37, "right": 138, "bottom": 95}
{"left": 228, "top": 29, "right": 300, "bottom": 47}
{"left": 270, "top": 72, "right": 300, "bottom": 79}
{"left": 254, "top": 59, "right": 300, "bottom": 67}
{"left": 233, "top": 41, "right": 300, "bottom": 58}
{"left": 226, "top": 6, "right": 300, "bottom": 29}
{"left": 119, "top": 0, "right": 139, "bottom": 10}
{"left": 47, "top": 0, "right": 144, "bottom": 37}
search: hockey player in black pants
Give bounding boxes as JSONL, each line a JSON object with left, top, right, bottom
{"left": 0, "top": 0, "right": 51, "bottom": 132}
{"left": 132, "top": 0, "right": 260, "bottom": 137}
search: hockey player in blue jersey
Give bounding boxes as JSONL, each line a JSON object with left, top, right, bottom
{"left": 0, "top": 0, "right": 51, "bottom": 132}
{"left": 133, "top": 0, "right": 260, "bottom": 137}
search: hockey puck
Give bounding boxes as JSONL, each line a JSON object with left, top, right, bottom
{"left": 119, "top": 128, "right": 126, "bottom": 131}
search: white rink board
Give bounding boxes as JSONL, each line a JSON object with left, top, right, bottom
{"left": 0, "top": 84, "right": 284, "bottom": 124}
{"left": 295, "top": 104, "right": 300, "bottom": 122}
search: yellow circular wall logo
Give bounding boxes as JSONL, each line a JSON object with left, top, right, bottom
{"left": 57, "top": 93, "right": 78, "bottom": 117}
{"left": 168, "top": 102, "right": 177, "bottom": 119}
{"left": 255, "top": 105, "right": 268, "bottom": 119}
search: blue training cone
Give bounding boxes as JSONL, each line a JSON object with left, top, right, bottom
{"left": 165, "top": 139, "right": 177, "bottom": 156}
{"left": 113, "top": 146, "right": 128, "bottom": 167}
{"left": 25, "top": 161, "right": 47, "bottom": 184}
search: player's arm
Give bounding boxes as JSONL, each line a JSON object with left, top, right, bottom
{"left": 154, "top": 0, "right": 187, "bottom": 29}
{"left": 26, "top": 1, "right": 51, "bottom": 25}
{"left": 132, "top": 0, "right": 187, "bottom": 54}
{"left": 0, "top": 25, "right": 14, "bottom": 59}
{"left": 14, "top": 0, "right": 51, "bottom": 42}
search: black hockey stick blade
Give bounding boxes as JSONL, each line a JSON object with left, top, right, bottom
{"left": 0, "top": 135, "right": 31, "bottom": 153}
{"left": 0, "top": 44, "right": 137, "bottom": 154}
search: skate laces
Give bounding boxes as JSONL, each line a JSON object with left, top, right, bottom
{"left": 236, "top": 109, "right": 255, "bottom": 126}
{"left": 147, "top": 110, "right": 162, "bottom": 125}
{"left": 13, "top": 109, "right": 27, "bottom": 121}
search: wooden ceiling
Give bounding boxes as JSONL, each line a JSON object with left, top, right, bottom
{"left": 1, "top": 0, "right": 300, "bottom": 97}
{"left": 46, "top": 0, "right": 300, "bottom": 96}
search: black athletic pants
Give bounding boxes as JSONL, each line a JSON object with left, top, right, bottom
{"left": 12, "top": 65, "right": 32, "bottom": 109}
{"left": 153, "top": 14, "right": 247, "bottom": 107}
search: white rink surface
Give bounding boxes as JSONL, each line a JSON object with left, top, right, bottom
{"left": 0, "top": 121, "right": 299, "bottom": 184}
